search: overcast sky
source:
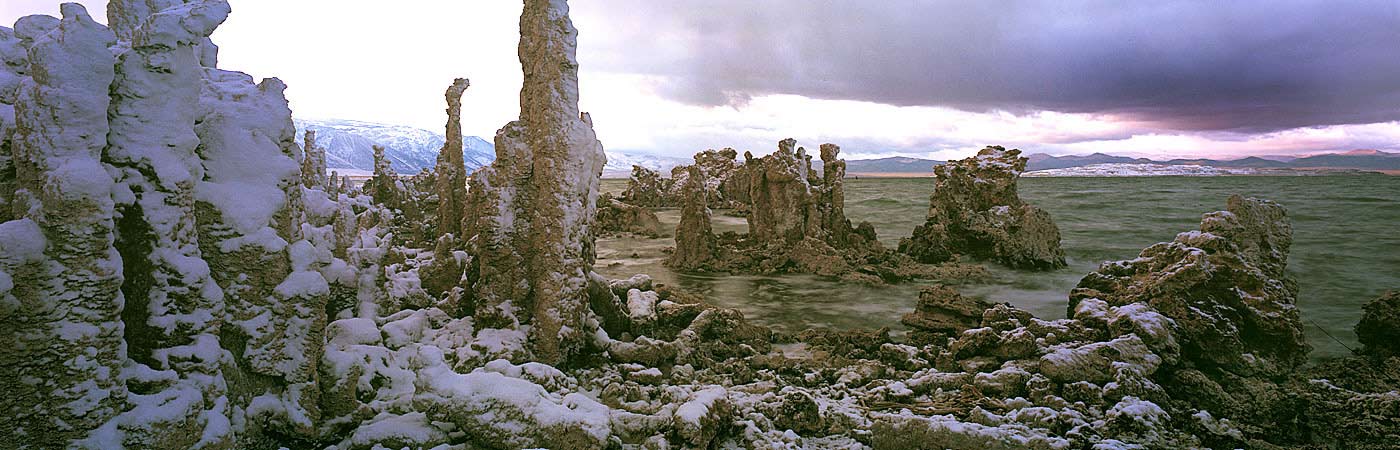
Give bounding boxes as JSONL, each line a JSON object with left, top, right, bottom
{"left": 4, "top": 0, "right": 1398, "bottom": 159}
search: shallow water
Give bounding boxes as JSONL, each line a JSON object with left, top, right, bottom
{"left": 598, "top": 176, "right": 1400, "bottom": 358}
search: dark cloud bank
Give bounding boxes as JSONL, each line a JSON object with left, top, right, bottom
{"left": 579, "top": 0, "right": 1400, "bottom": 132}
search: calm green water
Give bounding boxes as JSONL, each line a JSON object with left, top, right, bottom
{"left": 598, "top": 176, "right": 1400, "bottom": 358}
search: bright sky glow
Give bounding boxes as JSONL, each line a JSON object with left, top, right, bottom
{"left": 3, "top": 0, "right": 1397, "bottom": 160}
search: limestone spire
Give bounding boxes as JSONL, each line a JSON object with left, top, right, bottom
{"left": 435, "top": 78, "right": 470, "bottom": 237}
{"left": 465, "top": 0, "right": 607, "bottom": 365}
{"left": 300, "top": 129, "right": 327, "bottom": 189}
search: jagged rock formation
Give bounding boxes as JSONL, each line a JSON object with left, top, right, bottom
{"left": 435, "top": 78, "right": 470, "bottom": 239}
{"left": 663, "top": 138, "right": 969, "bottom": 284}
{"left": 620, "top": 164, "right": 674, "bottom": 207}
{"left": 621, "top": 147, "right": 751, "bottom": 210}
{"left": 900, "top": 146, "right": 1067, "bottom": 270}
{"left": 900, "top": 284, "right": 992, "bottom": 345}
{"left": 665, "top": 166, "right": 716, "bottom": 270}
{"left": 596, "top": 193, "right": 664, "bottom": 238}
{"left": 1299, "top": 290, "right": 1400, "bottom": 448}
{"left": 1, "top": 6, "right": 124, "bottom": 445}
{"left": 1073, "top": 195, "right": 1308, "bottom": 372}
{"left": 300, "top": 130, "right": 328, "bottom": 188}
{"left": 0, "top": 1, "right": 359, "bottom": 446}
{"left": 1355, "top": 290, "right": 1399, "bottom": 357}
{"left": 0, "top": 25, "right": 24, "bottom": 223}
{"left": 0, "top": 1, "right": 1389, "bottom": 449}
{"left": 462, "top": 0, "right": 607, "bottom": 366}
{"left": 744, "top": 140, "right": 876, "bottom": 250}
{"left": 365, "top": 144, "right": 397, "bottom": 207}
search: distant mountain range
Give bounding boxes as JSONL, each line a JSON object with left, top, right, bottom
{"left": 295, "top": 119, "right": 496, "bottom": 174}
{"left": 846, "top": 149, "right": 1400, "bottom": 175}
{"left": 292, "top": 119, "right": 1398, "bottom": 178}
{"left": 294, "top": 118, "right": 686, "bottom": 176}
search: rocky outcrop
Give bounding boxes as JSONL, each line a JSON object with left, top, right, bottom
{"left": 746, "top": 138, "right": 819, "bottom": 244}
{"left": 0, "top": 25, "right": 24, "bottom": 223}
{"left": 365, "top": 144, "right": 398, "bottom": 208}
{"left": 103, "top": 2, "right": 234, "bottom": 446}
{"left": 1074, "top": 195, "right": 1308, "bottom": 377}
{"left": 663, "top": 138, "right": 950, "bottom": 283}
{"left": 901, "top": 285, "right": 993, "bottom": 345}
{"left": 1, "top": 6, "right": 124, "bottom": 446}
{"left": 1298, "top": 291, "right": 1400, "bottom": 449}
{"left": 596, "top": 193, "right": 664, "bottom": 237}
{"left": 666, "top": 166, "right": 716, "bottom": 271}
{"left": 435, "top": 78, "right": 470, "bottom": 239}
{"left": 621, "top": 164, "right": 674, "bottom": 207}
{"left": 1062, "top": 195, "right": 1309, "bottom": 445}
{"left": 745, "top": 139, "right": 876, "bottom": 250}
{"left": 899, "top": 146, "right": 1066, "bottom": 270}
{"left": 300, "top": 130, "right": 327, "bottom": 189}
{"left": 463, "top": 0, "right": 607, "bottom": 366}
{"left": 1355, "top": 290, "right": 1399, "bottom": 357}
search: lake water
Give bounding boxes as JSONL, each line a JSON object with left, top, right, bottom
{"left": 597, "top": 176, "right": 1400, "bottom": 358}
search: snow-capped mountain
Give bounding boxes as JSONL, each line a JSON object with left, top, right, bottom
{"left": 601, "top": 151, "right": 690, "bottom": 178}
{"left": 1022, "top": 163, "right": 1261, "bottom": 177}
{"left": 294, "top": 118, "right": 689, "bottom": 176}
{"left": 294, "top": 118, "right": 495, "bottom": 174}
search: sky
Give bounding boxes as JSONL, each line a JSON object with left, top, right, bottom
{"left": 3, "top": 0, "right": 1399, "bottom": 160}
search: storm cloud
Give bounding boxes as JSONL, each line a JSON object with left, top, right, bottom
{"left": 575, "top": 0, "right": 1400, "bottom": 132}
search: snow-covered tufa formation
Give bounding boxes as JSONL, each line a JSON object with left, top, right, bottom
{"left": 900, "top": 145, "right": 1067, "bottom": 270}
{"left": 462, "top": 0, "right": 607, "bottom": 366}
{"left": 1, "top": 1, "right": 1394, "bottom": 449}
{"left": 0, "top": 1, "right": 350, "bottom": 446}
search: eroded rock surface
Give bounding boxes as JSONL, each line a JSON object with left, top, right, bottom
{"left": 597, "top": 193, "right": 664, "bottom": 238}
{"left": 463, "top": 0, "right": 607, "bottom": 365}
{"left": 900, "top": 146, "right": 1066, "bottom": 270}
{"left": 901, "top": 284, "right": 993, "bottom": 345}
{"left": 665, "top": 139, "right": 977, "bottom": 284}
{"left": 621, "top": 164, "right": 674, "bottom": 207}
{"left": 1356, "top": 290, "right": 1400, "bottom": 357}
{"left": 666, "top": 165, "right": 716, "bottom": 271}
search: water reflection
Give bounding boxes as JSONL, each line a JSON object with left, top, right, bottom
{"left": 598, "top": 175, "right": 1400, "bottom": 358}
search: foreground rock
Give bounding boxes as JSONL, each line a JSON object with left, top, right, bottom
{"left": 462, "top": 0, "right": 607, "bottom": 365}
{"left": 900, "top": 146, "right": 1066, "bottom": 270}
{"left": 3, "top": 1, "right": 1392, "bottom": 449}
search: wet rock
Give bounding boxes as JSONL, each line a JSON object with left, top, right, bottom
{"left": 901, "top": 285, "right": 993, "bottom": 345}
{"left": 464, "top": 0, "right": 608, "bottom": 365}
{"left": 597, "top": 193, "right": 664, "bottom": 237}
{"left": 747, "top": 138, "right": 820, "bottom": 245}
{"left": 1075, "top": 195, "right": 1308, "bottom": 377}
{"left": 899, "top": 146, "right": 1066, "bottom": 270}
{"left": 1356, "top": 290, "right": 1400, "bottom": 357}
{"left": 666, "top": 165, "right": 717, "bottom": 271}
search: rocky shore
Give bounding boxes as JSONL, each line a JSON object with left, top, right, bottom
{"left": 0, "top": 1, "right": 1393, "bottom": 449}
